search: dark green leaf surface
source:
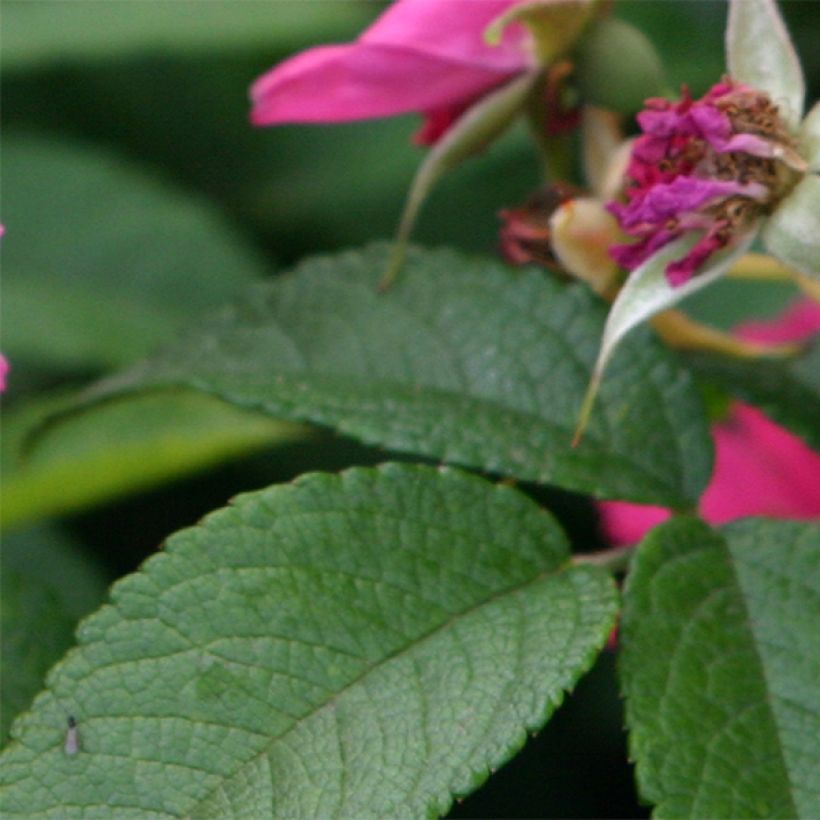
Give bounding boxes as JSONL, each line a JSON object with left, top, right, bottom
{"left": 1, "top": 389, "right": 308, "bottom": 531}
{"left": 1, "top": 132, "right": 269, "bottom": 369}
{"left": 0, "top": 464, "right": 617, "bottom": 817}
{"left": 685, "top": 341, "right": 820, "bottom": 450}
{"left": 1, "top": 526, "right": 108, "bottom": 745}
{"left": 71, "top": 244, "right": 712, "bottom": 506}
{"left": 620, "top": 517, "right": 820, "bottom": 817}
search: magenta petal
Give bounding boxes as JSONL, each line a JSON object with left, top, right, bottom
{"left": 736, "top": 299, "right": 820, "bottom": 344}
{"left": 702, "top": 403, "right": 820, "bottom": 523}
{"left": 620, "top": 177, "right": 765, "bottom": 228}
{"left": 687, "top": 103, "right": 732, "bottom": 144}
{"left": 364, "top": 0, "right": 528, "bottom": 72}
{"left": 714, "top": 132, "right": 782, "bottom": 156}
{"left": 597, "top": 501, "right": 671, "bottom": 546}
{"left": 251, "top": 41, "right": 519, "bottom": 126}
{"left": 609, "top": 225, "right": 680, "bottom": 271}
{"left": 665, "top": 226, "right": 727, "bottom": 285}
{"left": 599, "top": 401, "right": 820, "bottom": 543}
{"left": 636, "top": 108, "right": 686, "bottom": 138}
{"left": 0, "top": 353, "right": 8, "bottom": 393}
{"left": 251, "top": 0, "right": 527, "bottom": 127}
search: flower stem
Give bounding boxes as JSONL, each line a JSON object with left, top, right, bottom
{"left": 572, "top": 543, "right": 635, "bottom": 573}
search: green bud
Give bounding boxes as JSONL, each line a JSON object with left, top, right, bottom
{"left": 574, "top": 17, "right": 666, "bottom": 114}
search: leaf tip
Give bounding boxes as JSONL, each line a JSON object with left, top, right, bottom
{"left": 377, "top": 244, "right": 405, "bottom": 291}
{"left": 572, "top": 371, "right": 602, "bottom": 447}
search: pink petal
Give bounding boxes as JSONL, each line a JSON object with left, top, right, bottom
{"left": 363, "top": 0, "right": 529, "bottom": 70}
{"left": 251, "top": 43, "right": 514, "bottom": 125}
{"left": 688, "top": 101, "right": 781, "bottom": 156}
{"left": 701, "top": 403, "right": 820, "bottom": 522}
{"left": 664, "top": 225, "right": 728, "bottom": 286}
{"left": 735, "top": 299, "right": 820, "bottom": 344}
{"left": 608, "top": 223, "right": 681, "bottom": 271}
{"left": 598, "top": 501, "right": 671, "bottom": 546}
{"left": 619, "top": 177, "right": 766, "bottom": 228}
{"left": 251, "top": 0, "right": 528, "bottom": 127}
{"left": 687, "top": 102, "right": 733, "bottom": 146}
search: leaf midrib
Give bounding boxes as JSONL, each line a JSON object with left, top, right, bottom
{"left": 186, "top": 562, "right": 590, "bottom": 817}
{"left": 171, "top": 374, "right": 682, "bottom": 500}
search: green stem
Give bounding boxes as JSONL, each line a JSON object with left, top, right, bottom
{"left": 572, "top": 543, "right": 635, "bottom": 573}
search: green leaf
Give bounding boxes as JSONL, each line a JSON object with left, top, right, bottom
{"left": 60, "top": 244, "right": 712, "bottom": 507}
{"left": 684, "top": 340, "right": 820, "bottom": 450}
{"left": 1, "top": 390, "right": 308, "bottom": 532}
{"left": 1, "top": 1, "right": 372, "bottom": 71}
{"left": 726, "top": 0, "right": 805, "bottom": 131}
{"left": 1, "top": 526, "right": 108, "bottom": 745}
{"left": 762, "top": 175, "right": 820, "bottom": 280}
{"left": 0, "top": 464, "right": 618, "bottom": 817}
{"left": 620, "top": 516, "right": 820, "bottom": 817}
{"left": 1, "top": 132, "right": 269, "bottom": 370}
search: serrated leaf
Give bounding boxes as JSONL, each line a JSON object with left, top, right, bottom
{"left": 1, "top": 1, "right": 371, "bottom": 70}
{"left": 0, "top": 464, "right": 618, "bottom": 817}
{"left": 1, "top": 526, "right": 108, "bottom": 745}
{"left": 58, "top": 244, "right": 713, "bottom": 508}
{"left": 1, "top": 132, "right": 269, "bottom": 370}
{"left": 1, "top": 390, "right": 308, "bottom": 532}
{"left": 726, "top": 0, "right": 805, "bottom": 131}
{"left": 684, "top": 340, "right": 820, "bottom": 450}
{"left": 620, "top": 516, "right": 820, "bottom": 817}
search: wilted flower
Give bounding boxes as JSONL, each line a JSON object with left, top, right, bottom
{"left": 498, "top": 181, "right": 582, "bottom": 268}
{"left": 574, "top": 0, "right": 819, "bottom": 442}
{"left": 608, "top": 79, "right": 809, "bottom": 286}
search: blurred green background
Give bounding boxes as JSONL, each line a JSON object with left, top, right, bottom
{"left": 2, "top": 1, "right": 818, "bottom": 814}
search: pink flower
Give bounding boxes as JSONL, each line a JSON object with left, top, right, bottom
{"left": 250, "top": 0, "right": 530, "bottom": 144}
{"left": 599, "top": 299, "right": 820, "bottom": 545}
{"left": 607, "top": 80, "right": 808, "bottom": 286}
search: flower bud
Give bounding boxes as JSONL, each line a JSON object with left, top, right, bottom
{"left": 574, "top": 17, "right": 666, "bottom": 114}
